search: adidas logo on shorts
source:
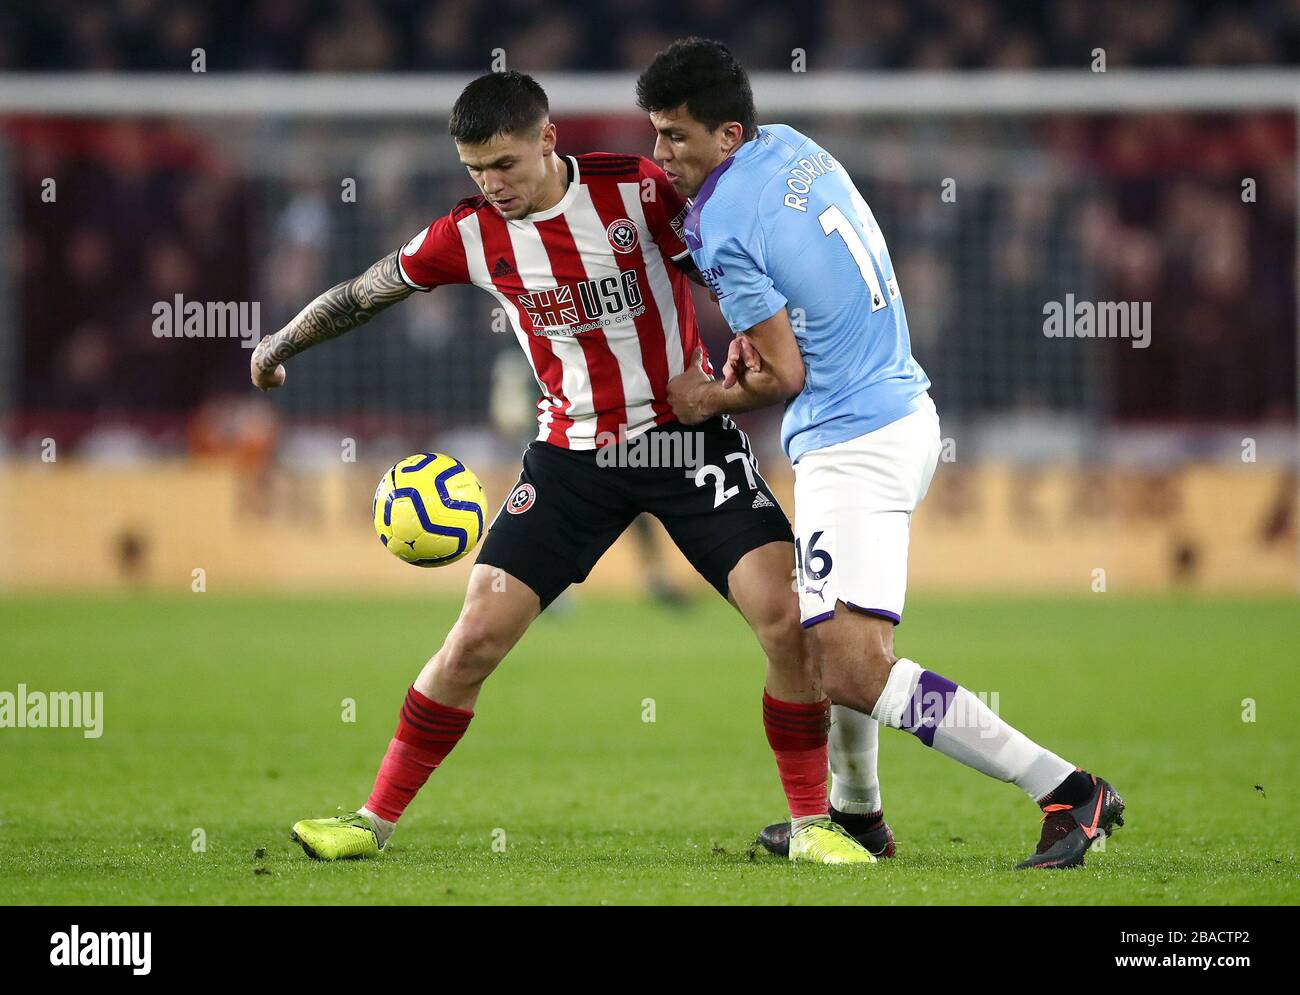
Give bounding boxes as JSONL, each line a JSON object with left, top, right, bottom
{"left": 751, "top": 492, "right": 774, "bottom": 509}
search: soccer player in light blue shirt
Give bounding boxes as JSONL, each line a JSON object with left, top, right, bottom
{"left": 667, "top": 124, "right": 930, "bottom": 464}
{"left": 639, "top": 38, "right": 1124, "bottom": 870}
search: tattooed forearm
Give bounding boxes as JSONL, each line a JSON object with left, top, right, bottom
{"left": 254, "top": 251, "right": 415, "bottom": 371}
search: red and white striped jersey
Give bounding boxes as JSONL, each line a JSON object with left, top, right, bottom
{"left": 396, "top": 153, "right": 710, "bottom": 449}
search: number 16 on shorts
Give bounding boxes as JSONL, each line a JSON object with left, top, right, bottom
{"left": 795, "top": 528, "right": 836, "bottom": 623}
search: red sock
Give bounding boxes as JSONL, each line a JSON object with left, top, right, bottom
{"left": 762, "top": 691, "right": 830, "bottom": 820}
{"left": 365, "top": 686, "right": 473, "bottom": 823}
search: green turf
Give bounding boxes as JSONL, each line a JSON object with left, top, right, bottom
{"left": 0, "top": 593, "right": 1296, "bottom": 905}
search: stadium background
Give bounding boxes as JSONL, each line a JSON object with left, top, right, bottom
{"left": 2, "top": 0, "right": 1296, "bottom": 599}
{"left": 0, "top": 0, "right": 1297, "bottom": 910}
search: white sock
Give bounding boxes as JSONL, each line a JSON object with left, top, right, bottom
{"left": 357, "top": 805, "right": 396, "bottom": 848}
{"left": 791, "top": 813, "right": 831, "bottom": 834}
{"left": 828, "top": 705, "right": 882, "bottom": 814}
{"left": 871, "top": 658, "right": 1075, "bottom": 802}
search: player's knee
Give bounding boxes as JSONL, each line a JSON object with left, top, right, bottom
{"left": 436, "top": 616, "right": 508, "bottom": 687}
{"left": 820, "top": 654, "right": 856, "bottom": 708}
{"left": 753, "top": 595, "right": 804, "bottom": 669}
{"left": 860, "top": 642, "right": 897, "bottom": 697}
{"left": 817, "top": 627, "right": 896, "bottom": 712}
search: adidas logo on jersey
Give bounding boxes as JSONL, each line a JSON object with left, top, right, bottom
{"left": 492, "top": 256, "right": 516, "bottom": 277}
{"left": 751, "top": 491, "right": 774, "bottom": 509}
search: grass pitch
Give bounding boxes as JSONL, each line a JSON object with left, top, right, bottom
{"left": 1, "top": 593, "right": 1296, "bottom": 905}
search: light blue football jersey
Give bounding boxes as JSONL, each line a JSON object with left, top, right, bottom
{"left": 683, "top": 124, "right": 930, "bottom": 462}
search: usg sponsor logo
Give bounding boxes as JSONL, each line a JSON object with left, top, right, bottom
{"left": 518, "top": 272, "right": 645, "bottom": 336}
{"left": 50, "top": 926, "right": 151, "bottom": 975}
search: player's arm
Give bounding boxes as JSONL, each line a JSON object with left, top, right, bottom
{"left": 666, "top": 308, "right": 805, "bottom": 425}
{"left": 666, "top": 210, "right": 803, "bottom": 422}
{"left": 250, "top": 251, "right": 414, "bottom": 390}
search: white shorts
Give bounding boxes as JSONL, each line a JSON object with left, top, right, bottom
{"left": 794, "top": 393, "right": 942, "bottom": 627}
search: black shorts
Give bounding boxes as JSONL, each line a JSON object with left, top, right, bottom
{"left": 476, "top": 416, "right": 793, "bottom": 609}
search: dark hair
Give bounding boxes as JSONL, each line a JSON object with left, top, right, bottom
{"left": 449, "top": 71, "right": 549, "bottom": 144}
{"left": 635, "top": 37, "right": 756, "bottom": 140}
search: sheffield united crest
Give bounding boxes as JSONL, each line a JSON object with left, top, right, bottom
{"left": 606, "top": 218, "right": 639, "bottom": 254}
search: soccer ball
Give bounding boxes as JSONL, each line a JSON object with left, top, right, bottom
{"left": 373, "top": 453, "right": 486, "bottom": 567}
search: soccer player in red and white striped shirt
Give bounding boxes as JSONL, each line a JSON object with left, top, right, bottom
{"left": 396, "top": 146, "right": 697, "bottom": 451}
{"left": 253, "top": 71, "right": 876, "bottom": 864}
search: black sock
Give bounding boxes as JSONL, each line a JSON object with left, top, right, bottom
{"left": 830, "top": 806, "right": 883, "bottom": 831}
{"left": 1040, "top": 769, "right": 1092, "bottom": 808}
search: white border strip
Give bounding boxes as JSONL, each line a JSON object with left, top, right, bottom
{"left": 0, "top": 70, "right": 1296, "bottom": 116}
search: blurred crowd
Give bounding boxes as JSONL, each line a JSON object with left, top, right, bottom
{"left": 12, "top": 108, "right": 1294, "bottom": 459}
{"left": 1, "top": 0, "right": 1296, "bottom": 72}
{"left": 891, "top": 113, "right": 1298, "bottom": 425}
{"left": 3, "top": 0, "right": 1296, "bottom": 461}
{"left": 16, "top": 118, "right": 253, "bottom": 420}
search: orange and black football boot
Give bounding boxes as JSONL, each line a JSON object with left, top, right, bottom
{"left": 1015, "top": 770, "right": 1125, "bottom": 870}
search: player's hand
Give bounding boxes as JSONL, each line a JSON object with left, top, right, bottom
{"left": 722, "top": 334, "right": 761, "bottom": 389}
{"left": 666, "top": 347, "right": 714, "bottom": 426}
{"left": 250, "top": 335, "right": 287, "bottom": 391}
